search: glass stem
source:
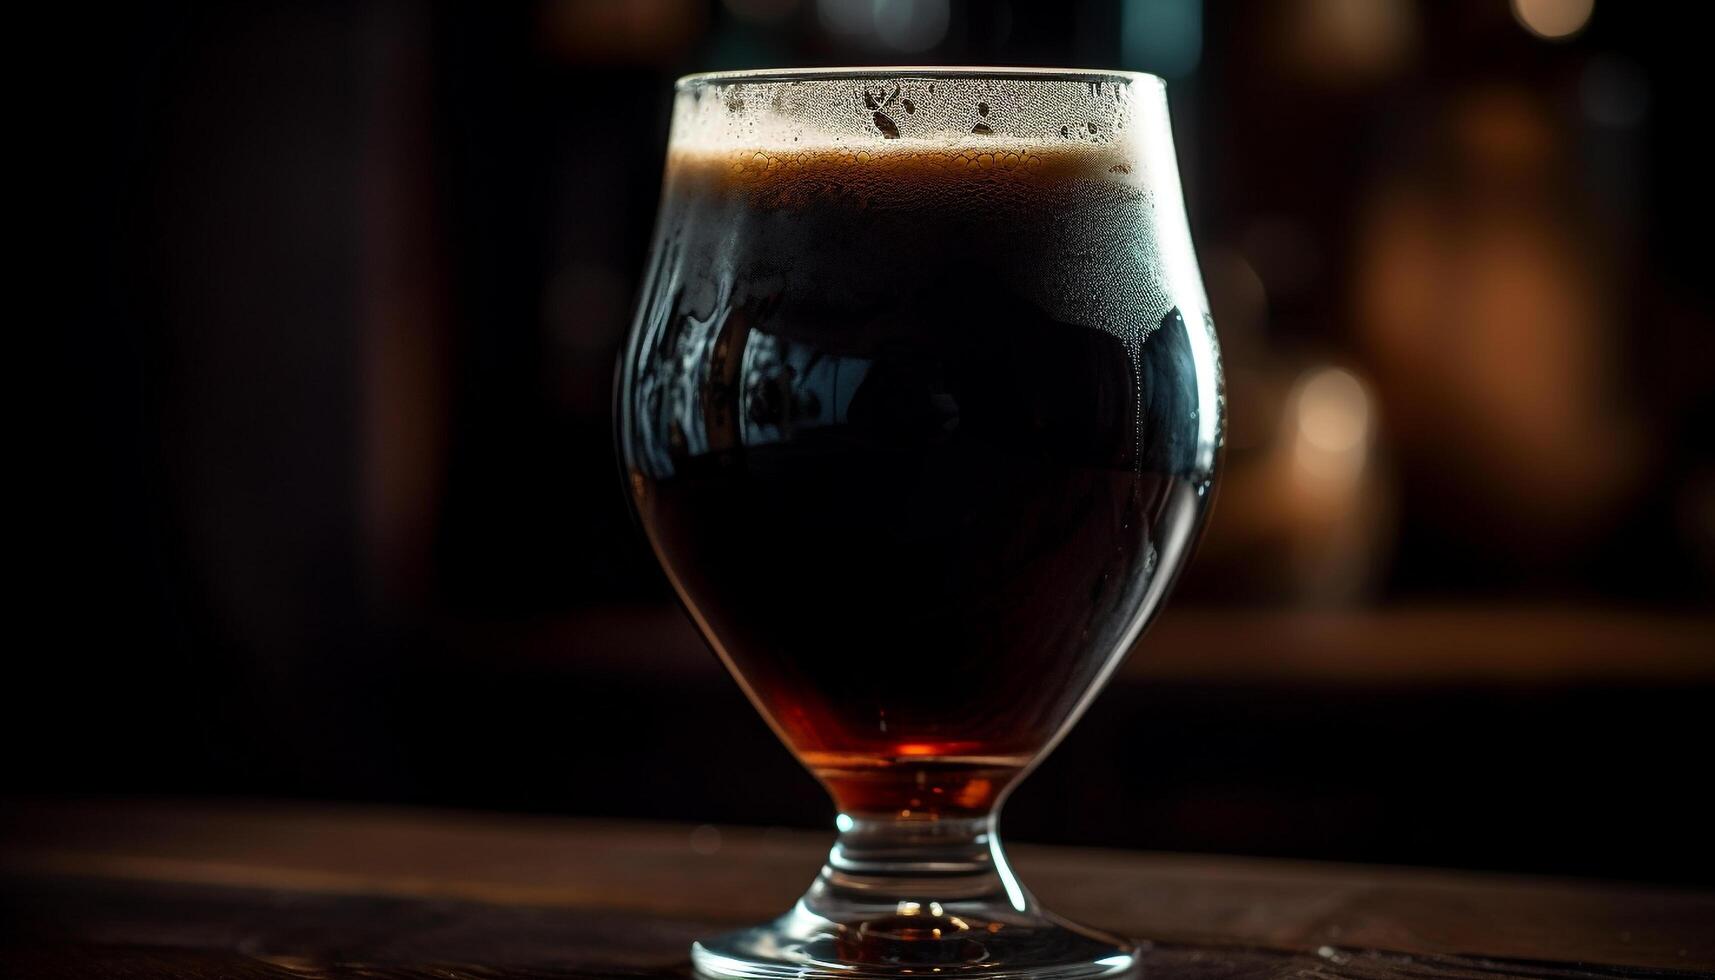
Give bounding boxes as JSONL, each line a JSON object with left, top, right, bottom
{"left": 806, "top": 812, "right": 1034, "bottom": 917}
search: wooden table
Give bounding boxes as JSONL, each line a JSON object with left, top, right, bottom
{"left": 2, "top": 800, "right": 1711, "bottom": 978}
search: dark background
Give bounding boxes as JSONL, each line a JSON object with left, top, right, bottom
{"left": 21, "top": 0, "right": 1714, "bottom": 884}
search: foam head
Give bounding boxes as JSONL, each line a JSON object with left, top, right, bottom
{"left": 662, "top": 69, "right": 1209, "bottom": 358}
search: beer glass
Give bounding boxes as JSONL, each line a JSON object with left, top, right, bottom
{"left": 617, "top": 68, "right": 1222, "bottom": 979}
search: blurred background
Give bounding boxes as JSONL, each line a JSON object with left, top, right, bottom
{"left": 21, "top": 0, "right": 1713, "bottom": 884}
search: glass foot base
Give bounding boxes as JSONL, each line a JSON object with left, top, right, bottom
{"left": 692, "top": 904, "right": 1136, "bottom": 980}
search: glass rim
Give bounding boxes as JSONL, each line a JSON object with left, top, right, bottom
{"left": 675, "top": 66, "right": 1165, "bottom": 90}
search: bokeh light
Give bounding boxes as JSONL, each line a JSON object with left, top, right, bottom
{"left": 1292, "top": 366, "right": 1373, "bottom": 481}
{"left": 1511, "top": 0, "right": 1594, "bottom": 41}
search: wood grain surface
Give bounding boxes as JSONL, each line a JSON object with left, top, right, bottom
{"left": 2, "top": 800, "right": 1711, "bottom": 978}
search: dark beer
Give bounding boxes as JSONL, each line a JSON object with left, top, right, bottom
{"left": 622, "top": 141, "right": 1214, "bottom": 818}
